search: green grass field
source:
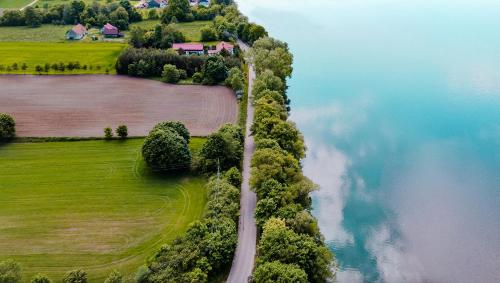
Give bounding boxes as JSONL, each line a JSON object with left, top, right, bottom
{"left": 0, "top": 25, "right": 73, "bottom": 42}
{"left": 0, "top": 42, "right": 126, "bottom": 74}
{"left": 0, "top": 0, "right": 33, "bottom": 9}
{"left": 129, "top": 20, "right": 211, "bottom": 42}
{"left": 0, "top": 138, "right": 207, "bottom": 282}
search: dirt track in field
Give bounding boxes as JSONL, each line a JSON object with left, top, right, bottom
{"left": 0, "top": 75, "right": 237, "bottom": 137}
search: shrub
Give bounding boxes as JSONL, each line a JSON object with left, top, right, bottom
{"left": 200, "top": 25, "right": 218, "bottom": 41}
{"left": 192, "top": 72, "right": 203, "bottom": 83}
{"left": 0, "top": 113, "right": 15, "bottom": 140}
{"left": 62, "top": 269, "right": 87, "bottom": 283}
{"left": 0, "top": 259, "right": 22, "bottom": 283}
{"left": 253, "top": 261, "right": 307, "bottom": 283}
{"left": 104, "top": 127, "right": 113, "bottom": 139}
{"left": 224, "top": 167, "right": 242, "bottom": 188}
{"left": 115, "top": 125, "right": 128, "bottom": 139}
{"left": 202, "top": 55, "right": 228, "bottom": 85}
{"left": 151, "top": 121, "right": 190, "bottom": 142}
{"left": 161, "top": 64, "right": 180, "bottom": 83}
{"left": 31, "top": 274, "right": 51, "bottom": 283}
{"left": 142, "top": 129, "right": 191, "bottom": 171}
{"left": 225, "top": 67, "right": 245, "bottom": 91}
{"left": 104, "top": 270, "right": 122, "bottom": 283}
{"left": 200, "top": 124, "right": 243, "bottom": 172}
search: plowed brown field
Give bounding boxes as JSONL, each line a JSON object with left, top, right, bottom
{"left": 0, "top": 75, "right": 237, "bottom": 137}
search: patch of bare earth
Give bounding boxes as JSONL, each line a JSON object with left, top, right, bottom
{"left": 0, "top": 75, "right": 237, "bottom": 137}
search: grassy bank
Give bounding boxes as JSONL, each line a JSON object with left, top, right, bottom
{"left": 0, "top": 138, "right": 207, "bottom": 282}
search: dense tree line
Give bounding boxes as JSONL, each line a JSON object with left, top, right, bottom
{"left": 142, "top": 174, "right": 239, "bottom": 282}
{"left": 116, "top": 48, "right": 205, "bottom": 77}
{"left": 0, "top": 259, "right": 125, "bottom": 283}
{"left": 248, "top": 37, "right": 335, "bottom": 282}
{"left": 0, "top": 0, "right": 141, "bottom": 29}
{"left": 116, "top": 47, "right": 240, "bottom": 84}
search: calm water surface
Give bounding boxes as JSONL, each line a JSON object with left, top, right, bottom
{"left": 238, "top": 0, "right": 500, "bottom": 282}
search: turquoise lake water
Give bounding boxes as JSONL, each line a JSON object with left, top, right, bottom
{"left": 238, "top": 0, "right": 500, "bottom": 282}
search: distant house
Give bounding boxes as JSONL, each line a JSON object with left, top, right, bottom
{"left": 147, "top": 0, "right": 167, "bottom": 8}
{"left": 189, "top": 0, "right": 209, "bottom": 7}
{"left": 66, "top": 24, "right": 87, "bottom": 40}
{"left": 172, "top": 43, "right": 205, "bottom": 55}
{"left": 208, "top": 41, "right": 235, "bottom": 55}
{"left": 101, "top": 23, "right": 121, "bottom": 38}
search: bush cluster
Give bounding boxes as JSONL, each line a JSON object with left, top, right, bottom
{"left": 249, "top": 37, "right": 335, "bottom": 282}
{"left": 0, "top": 62, "right": 107, "bottom": 74}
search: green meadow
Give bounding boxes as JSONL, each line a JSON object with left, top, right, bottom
{"left": 0, "top": 42, "right": 126, "bottom": 74}
{"left": 0, "top": 25, "right": 75, "bottom": 42}
{"left": 0, "top": 138, "right": 207, "bottom": 282}
{"left": 0, "top": 0, "right": 33, "bottom": 9}
{"left": 129, "top": 20, "right": 211, "bottom": 42}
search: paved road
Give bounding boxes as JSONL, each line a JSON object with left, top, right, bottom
{"left": 226, "top": 41, "right": 257, "bottom": 283}
{"left": 20, "top": 0, "right": 38, "bottom": 10}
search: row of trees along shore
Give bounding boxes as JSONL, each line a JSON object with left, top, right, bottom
{"left": 248, "top": 37, "right": 336, "bottom": 282}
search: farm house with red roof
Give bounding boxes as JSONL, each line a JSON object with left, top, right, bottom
{"left": 172, "top": 43, "right": 205, "bottom": 55}
{"left": 66, "top": 24, "right": 87, "bottom": 40}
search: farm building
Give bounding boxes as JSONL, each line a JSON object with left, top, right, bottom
{"left": 101, "top": 23, "right": 122, "bottom": 38}
{"left": 208, "top": 42, "right": 235, "bottom": 55}
{"left": 190, "top": 0, "right": 209, "bottom": 7}
{"left": 173, "top": 43, "right": 205, "bottom": 55}
{"left": 147, "top": 0, "right": 167, "bottom": 8}
{"left": 66, "top": 24, "right": 87, "bottom": 40}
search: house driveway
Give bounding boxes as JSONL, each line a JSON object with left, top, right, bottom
{"left": 0, "top": 75, "right": 237, "bottom": 137}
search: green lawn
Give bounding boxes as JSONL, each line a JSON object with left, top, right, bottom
{"left": 0, "top": 25, "right": 73, "bottom": 42}
{"left": 129, "top": 20, "right": 211, "bottom": 42}
{"left": 0, "top": 0, "right": 33, "bottom": 9}
{"left": 0, "top": 42, "right": 126, "bottom": 74}
{"left": 0, "top": 138, "right": 207, "bottom": 282}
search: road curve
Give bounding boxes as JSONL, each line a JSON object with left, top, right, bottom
{"left": 226, "top": 41, "right": 257, "bottom": 283}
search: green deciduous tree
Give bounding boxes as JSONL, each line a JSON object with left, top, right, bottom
{"left": 257, "top": 218, "right": 333, "bottom": 283}
{"left": 151, "top": 121, "right": 190, "bottom": 142}
{"left": 252, "top": 70, "right": 285, "bottom": 99}
{"left": 62, "top": 269, "right": 87, "bottom": 283}
{"left": 24, "top": 7, "right": 43, "bottom": 27}
{"left": 253, "top": 261, "right": 308, "bottom": 283}
{"left": 115, "top": 125, "right": 128, "bottom": 139}
{"left": 200, "top": 124, "right": 243, "bottom": 172}
{"left": 142, "top": 128, "right": 191, "bottom": 171}
{"left": 31, "top": 274, "right": 51, "bottom": 283}
{"left": 161, "top": 0, "right": 190, "bottom": 23}
{"left": 104, "top": 127, "right": 113, "bottom": 139}
{"left": 225, "top": 67, "right": 245, "bottom": 91}
{"left": 104, "top": 270, "right": 122, "bottom": 283}
{"left": 202, "top": 55, "right": 228, "bottom": 85}
{"left": 161, "top": 64, "right": 180, "bottom": 83}
{"left": 200, "top": 25, "right": 218, "bottom": 41}
{"left": 0, "top": 113, "right": 15, "bottom": 140}
{"left": 0, "top": 259, "right": 22, "bottom": 283}
{"left": 250, "top": 148, "right": 300, "bottom": 189}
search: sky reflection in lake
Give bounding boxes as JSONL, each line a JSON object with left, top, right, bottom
{"left": 238, "top": 0, "right": 500, "bottom": 282}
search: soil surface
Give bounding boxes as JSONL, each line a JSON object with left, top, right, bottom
{"left": 0, "top": 75, "right": 237, "bottom": 137}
